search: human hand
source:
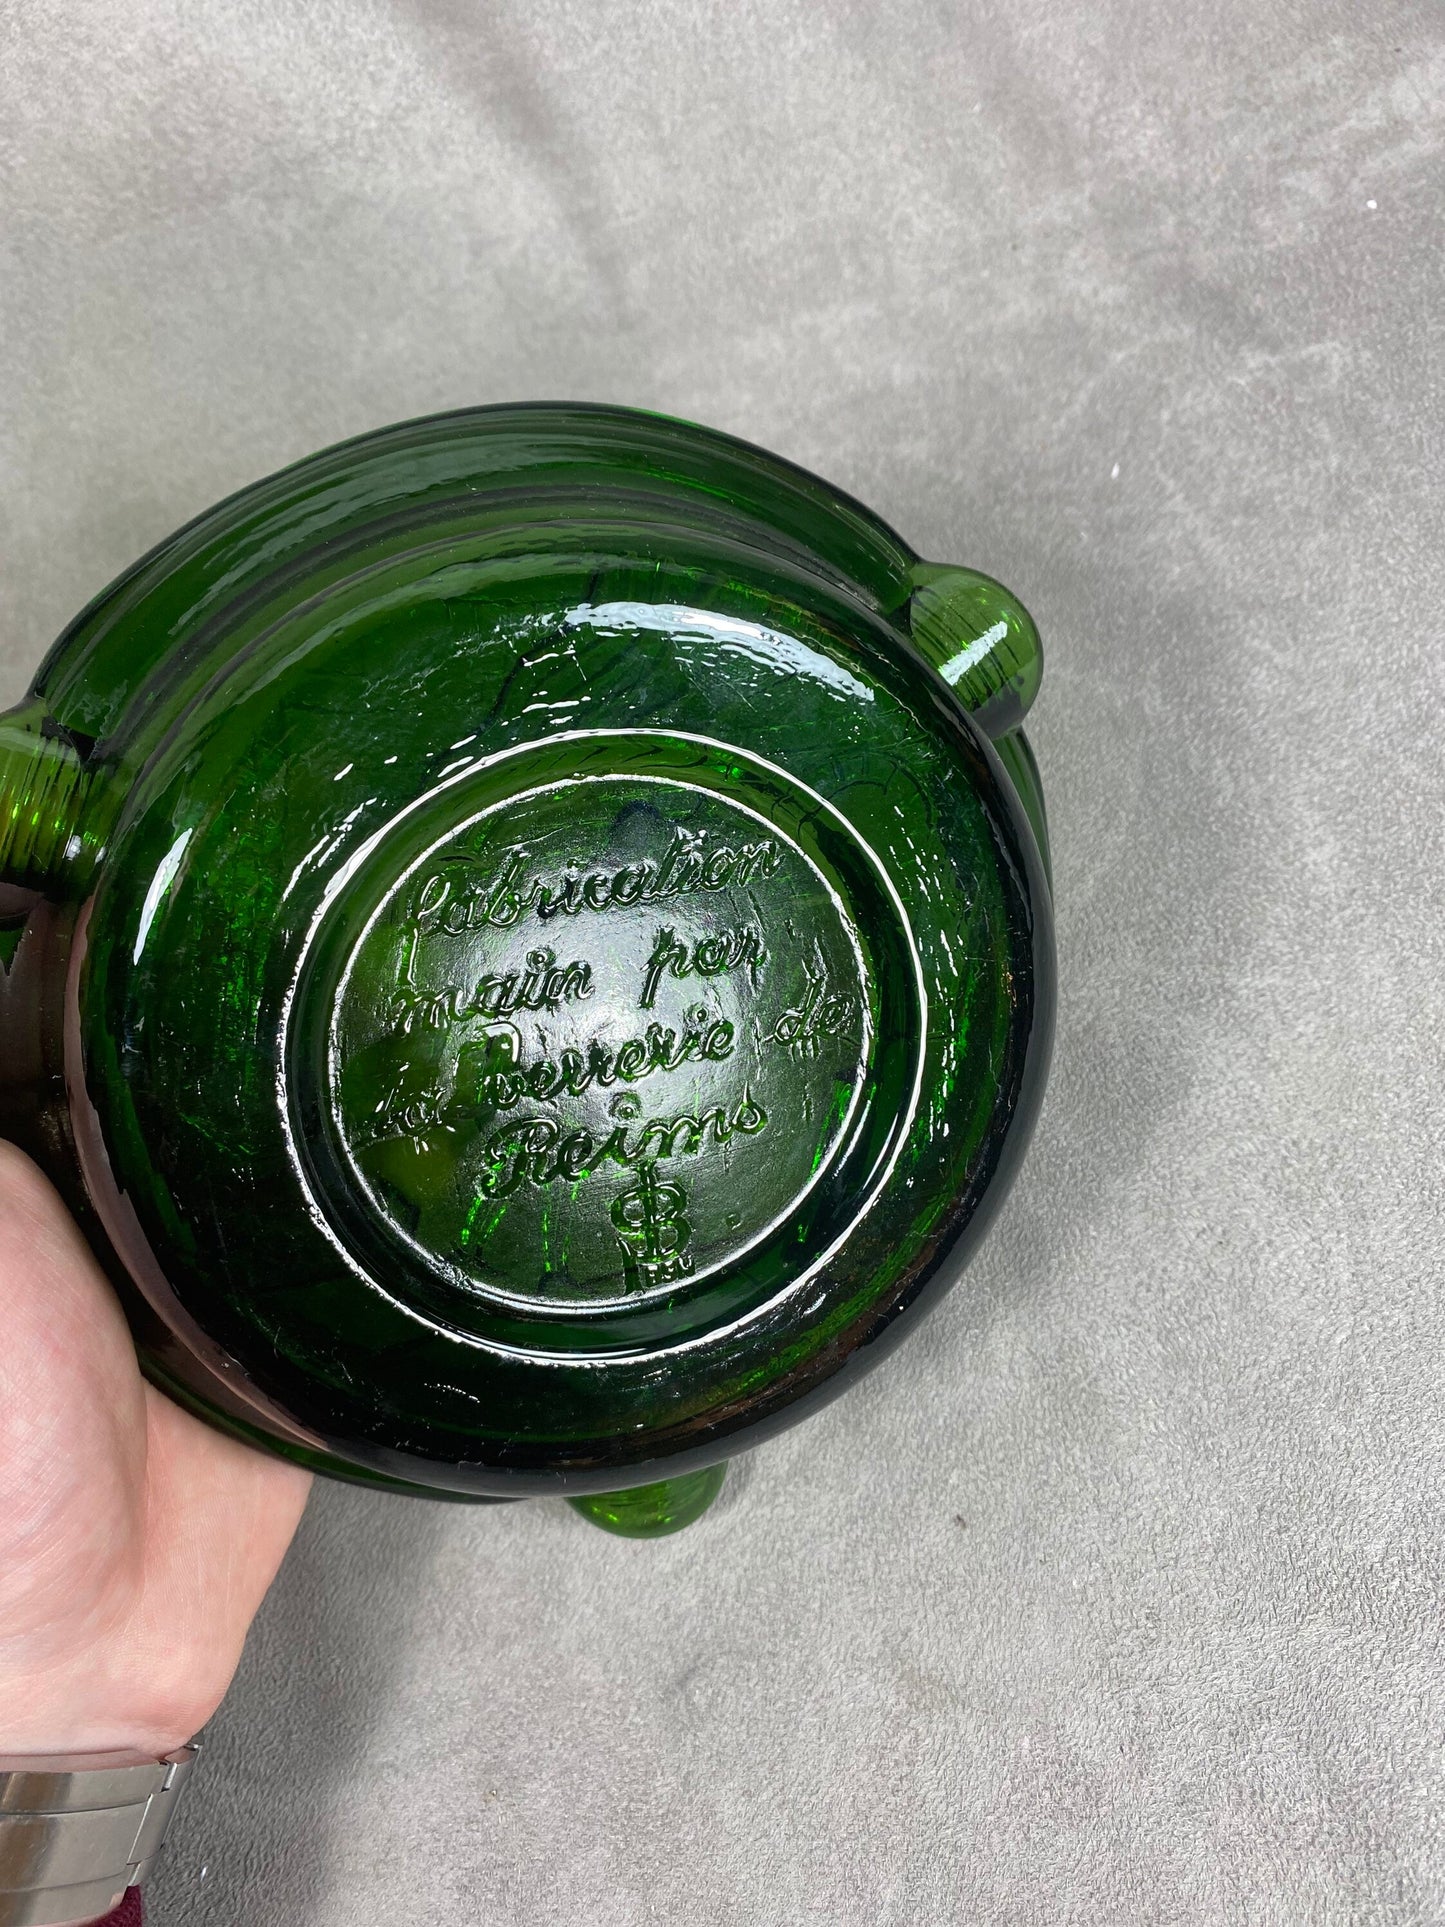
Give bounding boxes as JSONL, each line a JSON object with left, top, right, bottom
{"left": 0, "top": 1141, "right": 311, "bottom": 1754}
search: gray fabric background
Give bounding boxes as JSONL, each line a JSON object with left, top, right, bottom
{"left": 3, "top": 2, "right": 1444, "bottom": 1921}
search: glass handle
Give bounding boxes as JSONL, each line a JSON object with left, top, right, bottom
{"left": 567, "top": 1463, "right": 728, "bottom": 1537}
{"left": 906, "top": 563, "right": 1042, "bottom": 742}
{"left": 0, "top": 701, "right": 106, "bottom": 895}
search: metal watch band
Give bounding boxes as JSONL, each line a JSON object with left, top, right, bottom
{"left": 0, "top": 1744, "right": 198, "bottom": 1927}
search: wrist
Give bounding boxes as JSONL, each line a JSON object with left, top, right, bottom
{"left": 0, "top": 1705, "right": 206, "bottom": 1767}
{"left": 0, "top": 1646, "right": 217, "bottom": 1763}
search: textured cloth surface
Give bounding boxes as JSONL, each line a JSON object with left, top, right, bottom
{"left": 3, "top": 3, "right": 1444, "bottom": 1923}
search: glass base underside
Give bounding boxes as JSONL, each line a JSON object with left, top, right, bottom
{"left": 7, "top": 404, "right": 1054, "bottom": 1501}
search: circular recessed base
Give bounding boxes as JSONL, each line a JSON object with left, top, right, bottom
{"left": 287, "top": 731, "right": 923, "bottom": 1355}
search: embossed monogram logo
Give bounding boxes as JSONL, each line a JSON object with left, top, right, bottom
{"left": 611, "top": 1165, "right": 695, "bottom": 1290}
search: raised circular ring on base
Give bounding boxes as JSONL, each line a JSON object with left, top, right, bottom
{"left": 285, "top": 730, "right": 925, "bottom": 1356}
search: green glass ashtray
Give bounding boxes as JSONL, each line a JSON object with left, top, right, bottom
{"left": 0, "top": 404, "right": 1053, "bottom": 1534}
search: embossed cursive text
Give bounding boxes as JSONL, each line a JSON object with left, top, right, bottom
{"left": 477, "top": 1089, "right": 769, "bottom": 1195}
{"left": 412, "top": 829, "right": 782, "bottom": 934}
{"left": 639, "top": 922, "right": 765, "bottom": 1009}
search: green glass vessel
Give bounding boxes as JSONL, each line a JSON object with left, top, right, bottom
{"left": 0, "top": 404, "right": 1053, "bottom": 1529}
